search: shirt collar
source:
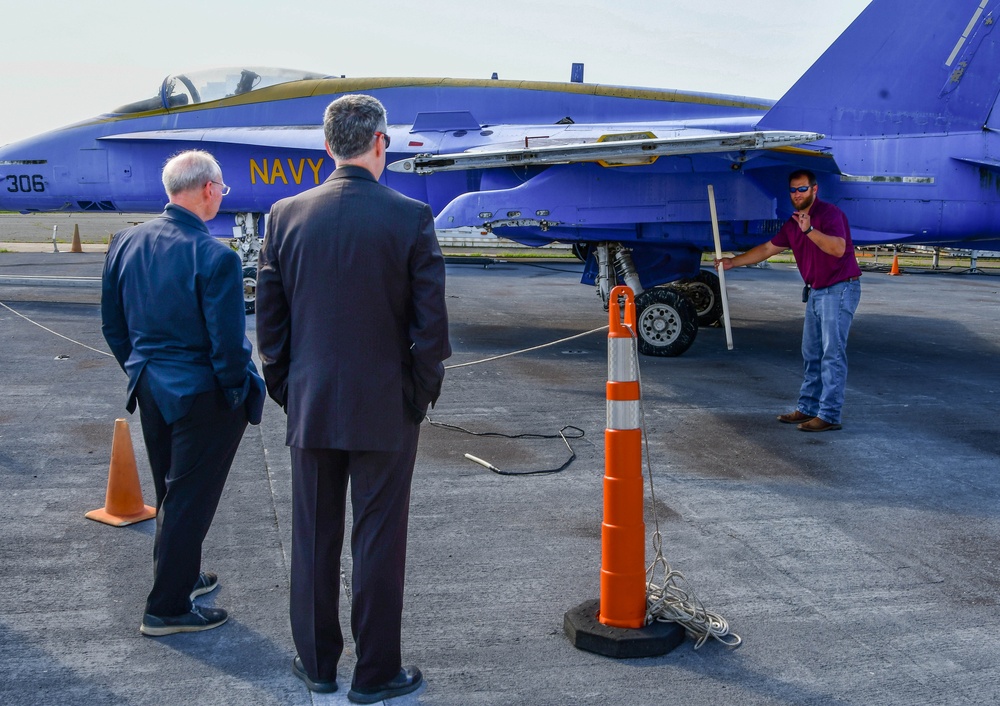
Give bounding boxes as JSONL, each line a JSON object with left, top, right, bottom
{"left": 163, "top": 202, "right": 210, "bottom": 233}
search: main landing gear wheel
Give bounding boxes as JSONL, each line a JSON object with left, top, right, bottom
{"left": 671, "top": 270, "right": 723, "bottom": 326}
{"left": 242, "top": 266, "right": 257, "bottom": 315}
{"left": 634, "top": 288, "right": 698, "bottom": 357}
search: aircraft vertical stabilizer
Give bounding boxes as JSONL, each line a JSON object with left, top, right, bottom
{"left": 759, "top": 0, "right": 1000, "bottom": 136}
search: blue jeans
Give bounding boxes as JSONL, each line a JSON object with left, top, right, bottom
{"left": 797, "top": 279, "right": 861, "bottom": 424}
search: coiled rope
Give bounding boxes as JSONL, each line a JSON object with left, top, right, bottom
{"left": 626, "top": 322, "right": 742, "bottom": 649}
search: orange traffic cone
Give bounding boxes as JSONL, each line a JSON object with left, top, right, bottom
{"left": 70, "top": 224, "right": 83, "bottom": 253}
{"left": 563, "top": 287, "right": 685, "bottom": 659}
{"left": 563, "top": 286, "right": 684, "bottom": 658}
{"left": 889, "top": 253, "right": 902, "bottom": 276}
{"left": 85, "top": 418, "right": 156, "bottom": 527}
{"left": 600, "top": 286, "right": 646, "bottom": 630}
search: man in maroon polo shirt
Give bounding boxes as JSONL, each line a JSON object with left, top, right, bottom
{"left": 716, "top": 169, "right": 862, "bottom": 432}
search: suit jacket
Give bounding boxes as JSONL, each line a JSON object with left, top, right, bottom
{"left": 256, "top": 165, "right": 451, "bottom": 451}
{"left": 102, "top": 203, "right": 266, "bottom": 425}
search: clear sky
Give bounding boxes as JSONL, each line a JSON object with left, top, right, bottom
{"left": 0, "top": 0, "right": 873, "bottom": 147}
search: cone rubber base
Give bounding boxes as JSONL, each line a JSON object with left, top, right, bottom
{"left": 564, "top": 599, "right": 684, "bottom": 658}
{"left": 85, "top": 505, "right": 156, "bottom": 527}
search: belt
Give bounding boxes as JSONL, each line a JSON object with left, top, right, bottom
{"left": 812, "top": 276, "right": 859, "bottom": 290}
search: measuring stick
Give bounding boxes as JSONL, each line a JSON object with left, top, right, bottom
{"left": 707, "top": 185, "right": 734, "bottom": 350}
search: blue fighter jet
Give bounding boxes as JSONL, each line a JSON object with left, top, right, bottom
{"left": 1, "top": 0, "right": 997, "bottom": 356}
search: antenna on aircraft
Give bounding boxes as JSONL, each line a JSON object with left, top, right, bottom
{"left": 571, "top": 63, "right": 584, "bottom": 83}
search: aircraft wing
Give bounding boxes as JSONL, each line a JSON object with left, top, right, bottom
{"left": 388, "top": 130, "right": 824, "bottom": 174}
{"left": 98, "top": 126, "right": 324, "bottom": 150}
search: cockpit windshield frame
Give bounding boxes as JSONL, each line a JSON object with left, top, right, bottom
{"left": 113, "top": 67, "right": 329, "bottom": 114}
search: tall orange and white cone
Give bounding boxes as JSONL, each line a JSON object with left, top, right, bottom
{"left": 85, "top": 418, "right": 156, "bottom": 527}
{"left": 563, "top": 285, "right": 684, "bottom": 657}
{"left": 600, "top": 285, "right": 646, "bottom": 629}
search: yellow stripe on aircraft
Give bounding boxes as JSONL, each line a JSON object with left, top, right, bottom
{"left": 89, "top": 77, "right": 773, "bottom": 127}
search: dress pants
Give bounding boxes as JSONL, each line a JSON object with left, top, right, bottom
{"left": 135, "top": 372, "right": 248, "bottom": 617}
{"left": 289, "top": 422, "right": 419, "bottom": 689}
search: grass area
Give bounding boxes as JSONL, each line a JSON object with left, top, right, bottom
{"left": 853, "top": 250, "right": 999, "bottom": 269}
{"left": 449, "top": 248, "right": 1000, "bottom": 268}
{"left": 445, "top": 250, "right": 576, "bottom": 259}
{"left": 702, "top": 248, "right": 1000, "bottom": 270}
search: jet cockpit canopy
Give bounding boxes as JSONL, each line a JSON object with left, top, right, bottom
{"left": 114, "top": 67, "right": 329, "bottom": 114}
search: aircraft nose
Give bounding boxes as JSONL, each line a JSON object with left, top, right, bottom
{"left": 0, "top": 169, "right": 46, "bottom": 211}
{"left": 0, "top": 140, "right": 57, "bottom": 212}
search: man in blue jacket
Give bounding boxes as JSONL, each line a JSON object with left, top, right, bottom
{"left": 102, "top": 149, "right": 265, "bottom": 636}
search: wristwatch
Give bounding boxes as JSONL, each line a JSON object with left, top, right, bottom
{"left": 804, "top": 226, "right": 814, "bottom": 234}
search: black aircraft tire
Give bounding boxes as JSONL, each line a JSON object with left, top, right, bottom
{"left": 634, "top": 287, "right": 698, "bottom": 357}
{"left": 243, "top": 266, "right": 257, "bottom": 315}
{"left": 674, "top": 270, "right": 724, "bottom": 326}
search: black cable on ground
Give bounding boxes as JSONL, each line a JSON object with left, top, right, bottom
{"left": 426, "top": 418, "right": 584, "bottom": 476}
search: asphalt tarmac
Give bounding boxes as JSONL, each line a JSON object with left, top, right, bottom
{"left": 1, "top": 248, "right": 998, "bottom": 705}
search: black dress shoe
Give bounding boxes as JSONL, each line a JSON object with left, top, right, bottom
{"left": 190, "top": 571, "right": 218, "bottom": 600}
{"left": 291, "top": 655, "right": 338, "bottom": 693}
{"left": 348, "top": 666, "right": 423, "bottom": 704}
{"left": 140, "top": 605, "right": 228, "bottom": 636}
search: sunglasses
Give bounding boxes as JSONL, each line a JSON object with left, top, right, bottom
{"left": 374, "top": 131, "right": 391, "bottom": 149}
{"left": 789, "top": 185, "right": 813, "bottom": 193}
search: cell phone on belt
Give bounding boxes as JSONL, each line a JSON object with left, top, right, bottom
{"left": 802, "top": 284, "right": 811, "bottom": 303}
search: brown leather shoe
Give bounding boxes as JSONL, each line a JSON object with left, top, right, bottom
{"left": 797, "top": 417, "right": 842, "bottom": 432}
{"left": 777, "top": 410, "right": 814, "bottom": 424}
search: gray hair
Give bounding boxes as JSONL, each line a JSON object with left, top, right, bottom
{"left": 323, "top": 95, "right": 388, "bottom": 161}
{"left": 161, "top": 150, "right": 222, "bottom": 196}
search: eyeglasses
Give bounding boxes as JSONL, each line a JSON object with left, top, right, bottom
{"left": 789, "top": 185, "right": 813, "bottom": 193}
{"left": 210, "top": 180, "right": 231, "bottom": 196}
{"left": 374, "top": 131, "right": 391, "bottom": 149}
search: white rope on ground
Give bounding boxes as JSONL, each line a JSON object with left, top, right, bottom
{"left": 0, "top": 300, "right": 113, "bottom": 358}
{"left": 0, "top": 296, "right": 607, "bottom": 369}
{"left": 444, "top": 325, "right": 608, "bottom": 369}
{"left": 645, "top": 538, "right": 742, "bottom": 649}
{"left": 625, "top": 322, "right": 742, "bottom": 649}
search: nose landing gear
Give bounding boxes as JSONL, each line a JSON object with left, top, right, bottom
{"left": 634, "top": 287, "right": 698, "bottom": 357}
{"left": 593, "top": 242, "right": 700, "bottom": 357}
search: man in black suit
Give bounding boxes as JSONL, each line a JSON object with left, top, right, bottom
{"left": 256, "top": 94, "right": 450, "bottom": 703}
{"left": 102, "top": 149, "right": 266, "bottom": 636}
